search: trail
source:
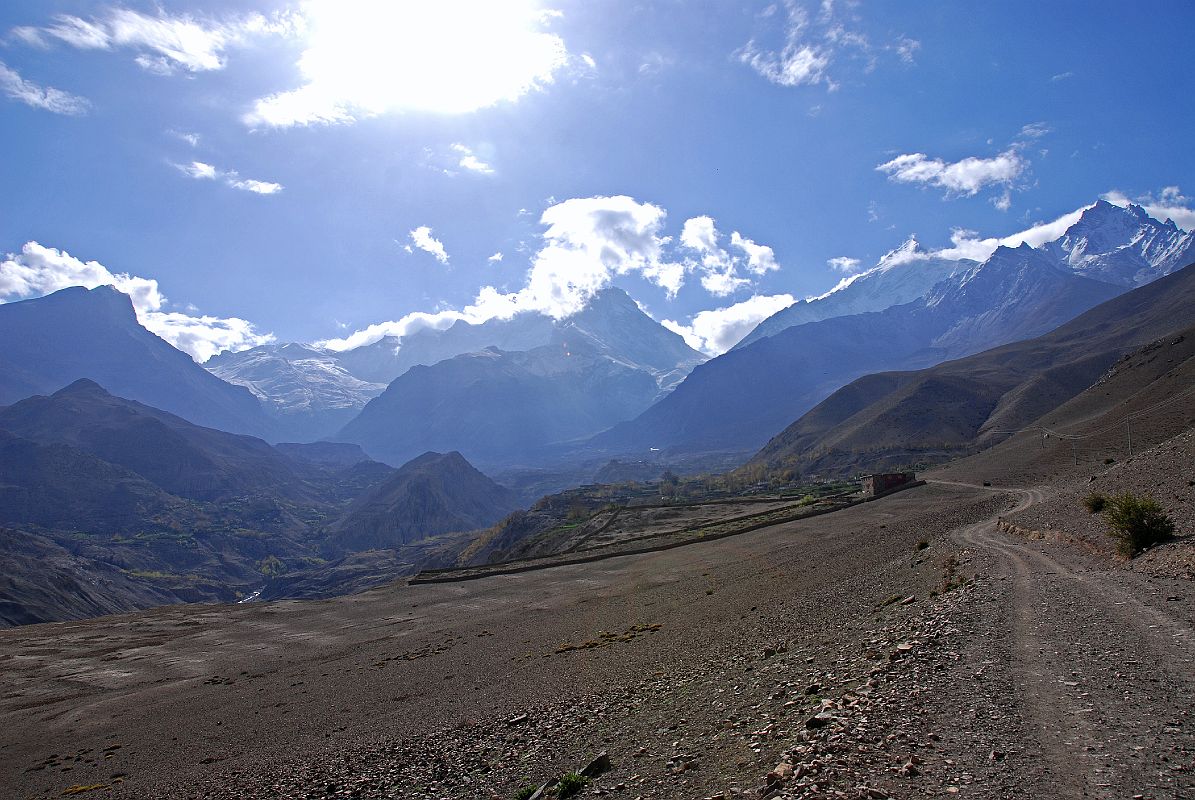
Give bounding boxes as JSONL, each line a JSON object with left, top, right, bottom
{"left": 928, "top": 478, "right": 1195, "bottom": 799}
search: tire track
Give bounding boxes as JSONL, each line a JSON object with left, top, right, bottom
{"left": 932, "top": 479, "right": 1195, "bottom": 799}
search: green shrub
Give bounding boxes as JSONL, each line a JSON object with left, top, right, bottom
{"left": 556, "top": 772, "right": 588, "bottom": 798}
{"left": 513, "top": 785, "right": 538, "bottom": 800}
{"left": 1082, "top": 492, "right": 1107, "bottom": 514}
{"left": 1103, "top": 493, "right": 1175, "bottom": 557}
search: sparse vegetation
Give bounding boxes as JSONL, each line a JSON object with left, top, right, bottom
{"left": 1083, "top": 492, "right": 1108, "bottom": 513}
{"left": 513, "top": 785, "right": 537, "bottom": 800}
{"left": 1102, "top": 492, "right": 1175, "bottom": 557}
{"left": 556, "top": 772, "right": 588, "bottom": 798}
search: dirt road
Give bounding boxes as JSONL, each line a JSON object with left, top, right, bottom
{"left": 930, "top": 479, "right": 1195, "bottom": 799}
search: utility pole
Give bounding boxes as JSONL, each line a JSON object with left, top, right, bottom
{"left": 1126, "top": 418, "right": 1133, "bottom": 457}
{"left": 1071, "top": 439, "right": 1078, "bottom": 465}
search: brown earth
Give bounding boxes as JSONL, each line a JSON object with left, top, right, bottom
{"left": 3, "top": 359, "right": 1194, "bottom": 798}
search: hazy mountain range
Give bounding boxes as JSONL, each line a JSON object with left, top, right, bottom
{"left": 1, "top": 198, "right": 1193, "bottom": 624}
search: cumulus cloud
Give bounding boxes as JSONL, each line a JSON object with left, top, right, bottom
{"left": 739, "top": 0, "right": 915, "bottom": 90}
{"left": 409, "top": 226, "right": 450, "bottom": 264}
{"left": 244, "top": 1, "right": 569, "bottom": 127}
{"left": 876, "top": 149, "right": 1026, "bottom": 198}
{"left": 174, "top": 161, "right": 282, "bottom": 195}
{"left": 0, "top": 60, "right": 89, "bottom": 115}
{"left": 0, "top": 242, "right": 272, "bottom": 361}
{"left": 679, "top": 216, "right": 780, "bottom": 297}
{"left": 13, "top": 7, "right": 297, "bottom": 75}
{"left": 326, "top": 196, "right": 783, "bottom": 351}
{"left": 662, "top": 294, "right": 795, "bottom": 356}
{"left": 487, "top": 252, "right": 504, "bottom": 263}
{"left": 827, "top": 256, "right": 861, "bottom": 273}
{"left": 1104, "top": 186, "right": 1195, "bottom": 231}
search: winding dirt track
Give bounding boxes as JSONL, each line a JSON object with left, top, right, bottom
{"left": 930, "top": 479, "right": 1195, "bottom": 800}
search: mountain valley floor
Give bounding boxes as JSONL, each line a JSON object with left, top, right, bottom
{"left": 1, "top": 444, "right": 1193, "bottom": 798}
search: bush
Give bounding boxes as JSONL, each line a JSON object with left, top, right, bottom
{"left": 513, "top": 786, "right": 537, "bottom": 800}
{"left": 1082, "top": 492, "right": 1107, "bottom": 514}
{"left": 556, "top": 772, "right": 588, "bottom": 798}
{"left": 1103, "top": 493, "right": 1175, "bottom": 557}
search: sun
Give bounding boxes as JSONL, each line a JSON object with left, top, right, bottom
{"left": 251, "top": 0, "right": 569, "bottom": 125}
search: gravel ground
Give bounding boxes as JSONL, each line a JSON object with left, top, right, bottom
{"left": 3, "top": 472, "right": 1193, "bottom": 799}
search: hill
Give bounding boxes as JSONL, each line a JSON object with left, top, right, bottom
{"left": 752, "top": 261, "right": 1195, "bottom": 475}
{"left": 323, "top": 451, "right": 521, "bottom": 554}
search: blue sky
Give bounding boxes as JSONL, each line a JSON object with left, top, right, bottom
{"left": 1, "top": 0, "right": 1193, "bottom": 360}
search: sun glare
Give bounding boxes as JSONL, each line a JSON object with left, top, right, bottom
{"left": 283, "top": 0, "right": 568, "bottom": 120}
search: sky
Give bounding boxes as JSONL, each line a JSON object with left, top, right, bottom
{"left": 1, "top": 0, "right": 1193, "bottom": 361}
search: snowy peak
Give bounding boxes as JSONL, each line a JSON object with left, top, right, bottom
{"left": 734, "top": 244, "right": 967, "bottom": 350}
{"left": 206, "top": 344, "right": 386, "bottom": 414}
{"left": 1043, "top": 199, "right": 1195, "bottom": 287}
{"left": 559, "top": 287, "right": 705, "bottom": 386}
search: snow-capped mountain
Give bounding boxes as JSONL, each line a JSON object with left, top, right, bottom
{"left": 336, "top": 289, "right": 706, "bottom": 466}
{"left": 206, "top": 343, "right": 387, "bottom": 440}
{"left": 738, "top": 200, "right": 1192, "bottom": 350}
{"left": 1042, "top": 199, "right": 1195, "bottom": 286}
{"left": 734, "top": 240, "right": 968, "bottom": 350}
{"left": 209, "top": 287, "right": 706, "bottom": 446}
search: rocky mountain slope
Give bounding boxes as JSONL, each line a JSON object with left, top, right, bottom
{"left": 751, "top": 261, "right": 1195, "bottom": 476}
{"left": 1041, "top": 198, "right": 1195, "bottom": 286}
{"left": 0, "top": 285, "right": 270, "bottom": 436}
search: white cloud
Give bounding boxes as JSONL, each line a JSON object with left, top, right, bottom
{"left": 451, "top": 143, "right": 494, "bottom": 174}
{"left": 326, "top": 196, "right": 782, "bottom": 351}
{"left": 170, "top": 130, "right": 201, "bottom": 147}
{"left": 488, "top": 252, "right": 504, "bottom": 262}
{"left": 662, "top": 294, "right": 795, "bottom": 356}
{"left": 178, "top": 161, "right": 218, "bottom": 180}
{"left": 244, "top": 1, "right": 569, "bottom": 127}
{"left": 739, "top": 4, "right": 831, "bottom": 88}
{"left": 893, "top": 36, "right": 920, "bottom": 64}
{"left": 0, "top": 242, "right": 272, "bottom": 361}
{"left": 1051, "top": 71, "right": 1075, "bottom": 82}
{"left": 731, "top": 232, "right": 779, "bottom": 275}
{"left": 409, "top": 226, "right": 450, "bottom": 264}
{"left": 877, "top": 148, "right": 1026, "bottom": 198}
{"left": 739, "top": 0, "right": 911, "bottom": 90}
{"left": 1018, "top": 122, "right": 1051, "bottom": 140}
{"left": 1104, "top": 186, "right": 1195, "bottom": 231}
{"left": 174, "top": 161, "right": 282, "bottom": 195}
{"left": 141, "top": 312, "right": 275, "bottom": 363}
{"left": 0, "top": 60, "right": 89, "bottom": 115}
{"left": 827, "top": 256, "right": 861, "bottom": 273}
{"left": 679, "top": 216, "right": 779, "bottom": 297}
{"left": 228, "top": 178, "right": 283, "bottom": 195}
{"left": 16, "top": 8, "right": 297, "bottom": 75}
